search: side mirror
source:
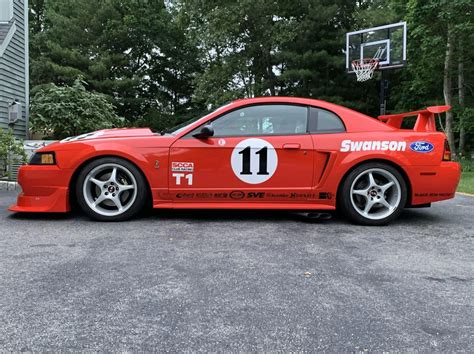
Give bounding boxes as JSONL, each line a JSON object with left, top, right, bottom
{"left": 193, "top": 125, "right": 214, "bottom": 139}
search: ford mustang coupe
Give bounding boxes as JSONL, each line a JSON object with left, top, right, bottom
{"left": 10, "top": 97, "right": 461, "bottom": 225}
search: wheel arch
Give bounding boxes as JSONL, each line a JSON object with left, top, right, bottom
{"left": 336, "top": 158, "right": 413, "bottom": 208}
{"left": 68, "top": 154, "right": 153, "bottom": 210}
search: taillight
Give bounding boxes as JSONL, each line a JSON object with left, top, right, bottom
{"left": 443, "top": 140, "right": 451, "bottom": 161}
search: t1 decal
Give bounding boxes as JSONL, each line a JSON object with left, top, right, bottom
{"left": 171, "top": 162, "right": 194, "bottom": 186}
{"left": 231, "top": 138, "right": 278, "bottom": 184}
{"left": 173, "top": 173, "right": 193, "bottom": 185}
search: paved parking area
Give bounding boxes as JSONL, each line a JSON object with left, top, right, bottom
{"left": 0, "top": 191, "right": 473, "bottom": 351}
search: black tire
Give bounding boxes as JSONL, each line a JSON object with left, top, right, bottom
{"left": 338, "top": 162, "right": 407, "bottom": 226}
{"left": 76, "top": 157, "right": 148, "bottom": 221}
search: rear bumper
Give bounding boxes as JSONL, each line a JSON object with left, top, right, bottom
{"left": 408, "top": 161, "right": 461, "bottom": 205}
{"left": 8, "top": 165, "right": 72, "bottom": 213}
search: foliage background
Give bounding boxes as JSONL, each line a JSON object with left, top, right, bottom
{"left": 28, "top": 0, "right": 473, "bottom": 153}
{"left": 30, "top": 78, "right": 123, "bottom": 139}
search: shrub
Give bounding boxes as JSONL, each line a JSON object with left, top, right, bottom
{"left": 459, "top": 158, "right": 474, "bottom": 172}
{"left": 0, "top": 129, "right": 27, "bottom": 179}
{"left": 30, "top": 78, "right": 124, "bottom": 139}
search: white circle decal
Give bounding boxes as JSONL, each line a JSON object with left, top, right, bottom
{"left": 231, "top": 138, "right": 278, "bottom": 184}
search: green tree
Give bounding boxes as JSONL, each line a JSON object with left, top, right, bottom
{"left": 179, "top": 0, "right": 359, "bottom": 110}
{"left": 392, "top": 0, "right": 474, "bottom": 154}
{"left": 30, "top": 0, "right": 202, "bottom": 126}
{"left": 30, "top": 78, "right": 124, "bottom": 139}
{"left": 354, "top": 0, "right": 474, "bottom": 155}
{"left": 29, "top": 0, "right": 473, "bottom": 150}
{"left": 178, "top": 0, "right": 283, "bottom": 107}
{"left": 277, "top": 0, "right": 360, "bottom": 108}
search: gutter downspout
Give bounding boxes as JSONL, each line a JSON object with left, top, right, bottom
{"left": 23, "top": 0, "right": 29, "bottom": 139}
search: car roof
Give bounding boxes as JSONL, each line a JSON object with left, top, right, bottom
{"left": 229, "top": 97, "right": 394, "bottom": 132}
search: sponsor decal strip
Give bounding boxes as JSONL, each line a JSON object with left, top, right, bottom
{"left": 174, "top": 191, "right": 333, "bottom": 200}
{"left": 415, "top": 192, "right": 454, "bottom": 197}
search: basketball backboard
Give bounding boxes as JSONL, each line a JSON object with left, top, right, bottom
{"left": 346, "top": 22, "right": 407, "bottom": 73}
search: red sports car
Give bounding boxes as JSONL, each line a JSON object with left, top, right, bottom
{"left": 10, "top": 97, "right": 461, "bottom": 225}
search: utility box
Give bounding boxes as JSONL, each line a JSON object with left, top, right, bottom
{"left": 8, "top": 100, "right": 21, "bottom": 124}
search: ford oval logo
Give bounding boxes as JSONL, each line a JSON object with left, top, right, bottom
{"left": 410, "top": 141, "right": 434, "bottom": 153}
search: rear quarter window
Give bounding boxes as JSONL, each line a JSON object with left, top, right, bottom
{"left": 310, "top": 107, "right": 345, "bottom": 133}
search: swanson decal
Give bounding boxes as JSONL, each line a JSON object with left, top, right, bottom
{"left": 340, "top": 140, "right": 406, "bottom": 152}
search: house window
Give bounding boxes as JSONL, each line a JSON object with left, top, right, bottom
{"left": 0, "top": 0, "right": 13, "bottom": 23}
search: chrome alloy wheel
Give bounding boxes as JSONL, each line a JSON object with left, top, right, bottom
{"left": 82, "top": 163, "right": 137, "bottom": 217}
{"left": 350, "top": 168, "right": 401, "bottom": 221}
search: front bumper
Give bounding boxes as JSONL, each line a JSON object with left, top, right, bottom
{"left": 8, "top": 165, "right": 72, "bottom": 213}
{"left": 408, "top": 161, "right": 461, "bottom": 205}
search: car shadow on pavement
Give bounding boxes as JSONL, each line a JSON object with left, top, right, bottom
{"left": 400, "top": 208, "right": 443, "bottom": 222}
{"left": 140, "top": 207, "right": 340, "bottom": 223}
{"left": 6, "top": 206, "right": 441, "bottom": 226}
{"left": 141, "top": 207, "right": 443, "bottom": 226}
{"left": 8, "top": 210, "right": 80, "bottom": 221}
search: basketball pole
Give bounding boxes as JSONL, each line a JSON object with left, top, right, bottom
{"left": 379, "top": 70, "right": 389, "bottom": 116}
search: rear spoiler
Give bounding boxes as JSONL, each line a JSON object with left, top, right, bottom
{"left": 378, "top": 105, "right": 451, "bottom": 132}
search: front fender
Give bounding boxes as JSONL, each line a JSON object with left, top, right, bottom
{"left": 54, "top": 141, "right": 169, "bottom": 190}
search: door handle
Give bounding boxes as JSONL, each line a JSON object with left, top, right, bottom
{"left": 282, "top": 143, "right": 301, "bottom": 149}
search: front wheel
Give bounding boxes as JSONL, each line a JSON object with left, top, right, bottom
{"left": 76, "top": 157, "right": 148, "bottom": 221}
{"left": 338, "top": 162, "right": 407, "bottom": 226}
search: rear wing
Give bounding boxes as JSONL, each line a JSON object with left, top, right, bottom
{"left": 378, "top": 105, "right": 451, "bottom": 132}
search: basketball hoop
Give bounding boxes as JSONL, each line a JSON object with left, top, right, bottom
{"left": 351, "top": 58, "right": 379, "bottom": 82}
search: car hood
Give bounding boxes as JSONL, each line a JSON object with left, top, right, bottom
{"left": 59, "top": 128, "right": 156, "bottom": 143}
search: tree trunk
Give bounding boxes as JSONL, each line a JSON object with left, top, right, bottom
{"left": 267, "top": 64, "right": 276, "bottom": 96}
{"left": 458, "top": 40, "right": 466, "bottom": 157}
{"left": 443, "top": 24, "right": 456, "bottom": 156}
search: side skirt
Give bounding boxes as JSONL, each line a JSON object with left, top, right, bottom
{"left": 152, "top": 202, "right": 336, "bottom": 210}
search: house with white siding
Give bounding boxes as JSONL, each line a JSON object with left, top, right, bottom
{"left": 0, "top": 0, "right": 29, "bottom": 138}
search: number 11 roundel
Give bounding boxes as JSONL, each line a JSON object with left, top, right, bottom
{"left": 231, "top": 138, "right": 278, "bottom": 184}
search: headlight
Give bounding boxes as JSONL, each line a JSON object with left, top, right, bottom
{"left": 29, "top": 152, "right": 56, "bottom": 165}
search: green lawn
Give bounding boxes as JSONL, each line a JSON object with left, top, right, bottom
{"left": 458, "top": 172, "right": 474, "bottom": 195}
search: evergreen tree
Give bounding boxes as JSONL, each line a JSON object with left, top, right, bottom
{"left": 30, "top": 0, "right": 201, "bottom": 127}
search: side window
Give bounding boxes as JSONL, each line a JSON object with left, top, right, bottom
{"left": 310, "top": 107, "right": 345, "bottom": 133}
{"left": 0, "top": 0, "right": 13, "bottom": 23}
{"left": 203, "top": 104, "right": 308, "bottom": 137}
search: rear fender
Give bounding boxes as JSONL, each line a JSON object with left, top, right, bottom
{"left": 333, "top": 155, "right": 413, "bottom": 206}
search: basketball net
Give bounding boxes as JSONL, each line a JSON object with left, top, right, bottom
{"left": 351, "top": 47, "right": 386, "bottom": 82}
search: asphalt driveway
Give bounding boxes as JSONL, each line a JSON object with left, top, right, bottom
{"left": 0, "top": 190, "right": 472, "bottom": 351}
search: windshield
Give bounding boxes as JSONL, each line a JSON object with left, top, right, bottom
{"left": 166, "top": 103, "right": 232, "bottom": 135}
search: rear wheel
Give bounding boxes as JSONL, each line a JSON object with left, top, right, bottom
{"left": 76, "top": 157, "right": 147, "bottom": 221}
{"left": 339, "top": 162, "right": 407, "bottom": 226}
